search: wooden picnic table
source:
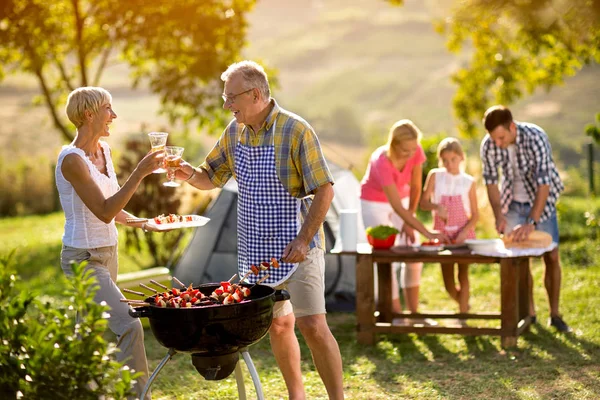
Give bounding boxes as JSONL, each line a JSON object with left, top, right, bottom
{"left": 332, "top": 243, "right": 541, "bottom": 347}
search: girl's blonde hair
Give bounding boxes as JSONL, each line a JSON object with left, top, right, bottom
{"left": 65, "top": 87, "right": 112, "bottom": 128}
{"left": 385, "top": 119, "right": 422, "bottom": 157}
{"left": 437, "top": 137, "right": 465, "bottom": 167}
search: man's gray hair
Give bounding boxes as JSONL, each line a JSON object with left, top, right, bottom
{"left": 221, "top": 60, "right": 271, "bottom": 101}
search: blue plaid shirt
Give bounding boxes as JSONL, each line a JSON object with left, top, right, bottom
{"left": 480, "top": 122, "right": 564, "bottom": 222}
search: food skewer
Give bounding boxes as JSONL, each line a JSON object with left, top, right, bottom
{"left": 123, "top": 288, "right": 146, "bottom": 297}
{"left": 250, "top": 274, "right": 270, "bottom": 289}
{"left": 120, "top": 298, "right": 149, "bottom": 304}
{"left": 140, "top": 283, "right": 158, "bottom": 294}
{"left": 126, "top": 217, "right": 149, "bottom": 224}
{"left": 150, "top": 279, "right": 168, "bottom": 290}
{"left": 172, "top": 276, "right": 187, "bottom": 289}
{"left": 228, "top": 273, "right": 237, "bottom": 283}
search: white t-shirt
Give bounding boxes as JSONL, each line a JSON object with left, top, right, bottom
{"left": 55, "top": 141, "right": 120, "bottom": 248}
{"left": 507, "top": 145, "right": 529, "bottom": 202}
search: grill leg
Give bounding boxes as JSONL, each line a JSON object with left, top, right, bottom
{"left": 234, "top": 359, "right": 247, "bottom": 400}
{"left": 240, "top": 349, "right": 264, "bottom": 400}
{"left": 141, "top": 348, "right": 177, "bottom": 399}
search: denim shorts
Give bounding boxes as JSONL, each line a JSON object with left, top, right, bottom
{"left": 504, "top": 201, "right": 560, "bottom": 243}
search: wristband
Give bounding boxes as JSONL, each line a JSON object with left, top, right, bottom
{"left": 186, "top": 168, "right": 196, "bottom": 182}
{"left": 526, "top": 217, "right": 537, "bottom": 227}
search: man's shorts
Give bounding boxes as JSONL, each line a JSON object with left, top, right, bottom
{"left": 504, "top": 201, "right": 560, "bottom": 244}
{"left": 272, "top": 247, "right": 326, "bottom": 319}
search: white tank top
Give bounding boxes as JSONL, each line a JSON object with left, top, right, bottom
{"left": 55, "top": 141, "right": 120, "bottom": 248}
{"left": 432, "top": 168, "right": 474, "bottom": 217}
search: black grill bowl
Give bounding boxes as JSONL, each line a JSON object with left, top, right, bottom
{"left": 129, "top": 283, "right": 289, "bottom": 355}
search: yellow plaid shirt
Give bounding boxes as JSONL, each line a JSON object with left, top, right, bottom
{"left": 200, "top": 99, "right": 334, "bottom": 249}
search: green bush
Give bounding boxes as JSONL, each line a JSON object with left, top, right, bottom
{"left": 0, "top": 156, "right": 58, "bottom": 216}
{"left": 0, "top": 252, "right": 135, "bottom": 399}
{"left": 557, "top": 196, "right": 600, "bottom": 242}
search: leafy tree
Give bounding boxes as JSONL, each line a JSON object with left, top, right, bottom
{"left": 435, "top": 0, "right": 600, "bottom": 136}
{"left": 0, "top": 0, "right": 256, "bottom": 142}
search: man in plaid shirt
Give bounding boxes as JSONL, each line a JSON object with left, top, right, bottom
{"left": 177, "top": 60, "right": 344, "bottom": 399}
{"left": 481, "top": 105, "right": 571, "bottom": 333}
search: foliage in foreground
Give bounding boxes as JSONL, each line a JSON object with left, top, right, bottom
{"left": 0, "top": 252, "right": 135, "bottom": 399}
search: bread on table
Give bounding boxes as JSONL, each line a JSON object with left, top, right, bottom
{"left": 502, "top": 230, "right": 553, "bottom": 249}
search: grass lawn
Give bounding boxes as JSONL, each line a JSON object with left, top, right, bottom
{"left": 2, "top": 206, "right": 600, "bottom": 399}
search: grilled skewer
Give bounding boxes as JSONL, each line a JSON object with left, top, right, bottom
{"left": 126, "top": 217, "right": 149, "bottom": 224}
{"left": 150, "top": 279, "right": 168, "bottom": 290}
{"left": 140, "top": 283, "right": 158, "bottom": 294}
{"left": 172, "top": 276, "right": 187, "bottom": 289}
{"left": 123, "top": 288, "right": 146, "bottom": 297}
{"left": 250, "top": 274, "right": 270, "bottom": 289}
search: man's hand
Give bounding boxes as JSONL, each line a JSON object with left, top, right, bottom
{"left": 495, "top": 214, "right": 507, "bottom": 235}
{"left": 508, "top": 223, "right": 535, "bottom": 242}
{"left": 174, "top": 160, "right": 194, "bottom": 181}
{"left": 281, "top": 237, "right": 309, "bottom": 264}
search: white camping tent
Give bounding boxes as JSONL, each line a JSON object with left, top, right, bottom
{"left": 173, "top": 161, "right": 367, "bottom": 311}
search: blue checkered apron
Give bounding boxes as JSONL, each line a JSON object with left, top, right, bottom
{"left": 235, "top": 123, "right": 300, "bottom": 286}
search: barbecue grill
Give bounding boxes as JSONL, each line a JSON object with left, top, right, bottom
{"left": 129, "top": 282, "right": 290, "bottom": 399}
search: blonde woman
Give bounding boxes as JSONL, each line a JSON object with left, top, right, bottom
{"left": 360, "top": 119, "right": 447, "bottom": 318}
{"left": 56, "top": 87, "right": 165, "bottom": 399}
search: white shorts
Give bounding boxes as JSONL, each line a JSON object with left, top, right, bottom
{"left": 272, "top": 247, "right": 326, "bottom": 319}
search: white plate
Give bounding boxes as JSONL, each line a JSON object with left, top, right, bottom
{"left": 418, "top": 245, "right": 445, "bottom": 252}
{"left": 464, "top": 239, "right": 504, "bottom": 252}
{"left": 146, "top": 215, "right": 210, "bottom": 231}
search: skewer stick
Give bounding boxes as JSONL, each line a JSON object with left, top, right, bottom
{"left": 140, "top": 283, "right": 158, "bottom": 294}
{"left": 228, "top": 273, "right": 238, "bottom": 283}
{"left": 120, "top": 299, "right": 148, "bottom": 303}
{"left": 250, "top": 274, "right": 270, "bottom": 289}
{"left": 239, "top": 269, "right": 254, "bottom": 284}
{"left": 130, "top": 302, "right": 151, "bottom": 307}
{"left": 123, "top": 288, "right": 146, "bottom": 297}
{"left": 172, "top": 276, "right": 187, "bottom": 289}
{"left": 150, "top": 279, "right": 168, "bottom": 290}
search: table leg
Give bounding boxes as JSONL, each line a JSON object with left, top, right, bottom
{"left": 377, "top": 262, "right": 393, "bottom": 323}
{"left": 500, "top": 258, "right": 518, "bottom": 347}
{"left": 356, "top": 254, "right": 375, "bottom": 345}
{"left": 518, "top": 258, "right": 532, "bottom": 332}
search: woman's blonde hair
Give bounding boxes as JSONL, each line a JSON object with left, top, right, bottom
{"left": 385, "top": 119, "right": 422, "bottom": 157}
{"left": 437, "top": 137, "right": 465, "bottom": 167}
{"left": 65, "top": 87, "right": 112, "bottom": 128}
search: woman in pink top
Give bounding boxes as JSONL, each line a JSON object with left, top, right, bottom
{"left": 360, "top": 119, "right": 447, "bottom": 316}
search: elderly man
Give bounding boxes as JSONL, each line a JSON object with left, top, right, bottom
{"left": 480, "top": 105, "right": 571, "bottom": 333}
{"left": 177, "top": 60, "right": 344, "bottom": 399}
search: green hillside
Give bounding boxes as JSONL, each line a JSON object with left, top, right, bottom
{"left": 1, "top": 0, "right": 598, "bottom": 172}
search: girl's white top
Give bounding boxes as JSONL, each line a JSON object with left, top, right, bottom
{"left": 432, "top": 168, "right": 474, "bottom": 217}
{"left": 55, "top": 141, "right": 120, "bottom": 248}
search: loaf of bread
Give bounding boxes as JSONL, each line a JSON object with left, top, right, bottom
{"left": 502, "top": 230, "right": 553, "bottom": 249}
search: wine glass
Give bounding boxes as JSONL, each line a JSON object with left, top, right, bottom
{"left": 148, "top": 132, "right": 168, "bottom": 173}
{"left": 163, "top": 146, "right": 184, "bottom": 187}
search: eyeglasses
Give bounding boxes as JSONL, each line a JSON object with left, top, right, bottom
{"left": 221, "top": 88, "right": 254, "bottom": 104}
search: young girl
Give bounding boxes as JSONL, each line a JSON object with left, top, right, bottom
{"left": 360, "top": 119, "right": 447, "bottom": 316}
{"left": 420, "top": 138, "right": 479, "bottom": 313}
